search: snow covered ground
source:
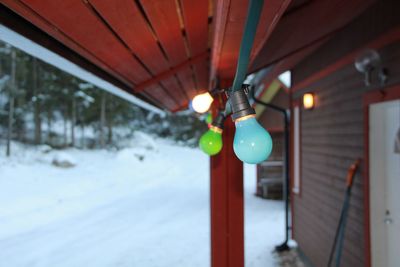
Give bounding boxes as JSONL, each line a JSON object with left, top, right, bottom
{"left": 0, "top": 136, "right": 284, "bottom": 267}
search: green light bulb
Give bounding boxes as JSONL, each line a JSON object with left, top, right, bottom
{"left": 199, "top": 126, "right": 223, "bottom": 156}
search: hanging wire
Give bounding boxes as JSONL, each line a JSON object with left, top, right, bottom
{"left": 212, "top": 0, "right": 264, "bottom": 120}
{"left": 231, "top": 0, "right": 264, "bottom": 92}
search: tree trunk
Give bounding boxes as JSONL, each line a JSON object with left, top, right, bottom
{"left": 33, "top": 58, "right": 42, "bottom": 144}
{"left": 107, "top": 100, "right": 113, "bottom": 144}
{"left": 100, "top": 91, "right": 106, "bottom": 148}
{"left": 71, "top": 95, "right": 76, "bottom": 147}
{"left": 47, "top": 107, "right": 52, "bottom": 145}
{"left": 63, "top": 109, "right": 68, "bottom": 147}
{"left": 81, "top": 124, "right": 85, "bottom": 148}
{"left": 6, "top": 49, "right": 16, "bottom": 157}
{"left": 47, "top": 108, "right": 52, "bottom": 145}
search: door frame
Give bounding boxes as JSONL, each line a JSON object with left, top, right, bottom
{"left": 363, "top": 84, "right": 400, "bottom": 267}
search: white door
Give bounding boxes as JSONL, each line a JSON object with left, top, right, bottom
{"left": 370, "top": 99, "right": 400, "bottom": 267}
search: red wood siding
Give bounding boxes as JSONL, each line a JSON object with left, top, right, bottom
{"left": 290, "top": 1, "right": 400, "bottom": 266}
{"left": 210, "top": 109, "right": 244, "bottom": 267}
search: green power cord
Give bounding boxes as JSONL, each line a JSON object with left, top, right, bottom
{"left": 231, "top": 0, "right": 264, "bottom": 92}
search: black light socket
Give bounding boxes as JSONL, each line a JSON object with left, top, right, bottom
{"left": 228, "top": 87, "right": 255, "bottom": 121}
{"left": 211, "top": 111, "right": 226, "bottom": 130}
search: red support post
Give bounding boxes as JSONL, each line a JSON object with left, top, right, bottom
{"left": 210, "top": 116, "right": 244, "bottom": 267}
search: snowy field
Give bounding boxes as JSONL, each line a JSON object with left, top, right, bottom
{"left": 0, "top": 135, "right": 283, "bottom": 267}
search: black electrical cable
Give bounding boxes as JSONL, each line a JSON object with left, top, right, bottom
{"left": 250, "top": 87, "right": 291, "bottom": 252}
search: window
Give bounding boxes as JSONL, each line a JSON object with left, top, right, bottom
{"left": 292, "top": 105, "right": 301, "bottom": 194}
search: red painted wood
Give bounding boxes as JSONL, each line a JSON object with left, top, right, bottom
{"left": 251, "top": 34, "right": 330, "bottom": 80}
{"left": 88, "top": 0, "right": 170, "bottom": 75}
{"left": 194, "top": 58, "right": 210, "bottom": 91}
{"left": 292, "top": 27, "right": 400, "bottom": 93}
{"left": 140, "top": 0, "right": 200, "bottom": 101}
{"left": 250, "top": 0, "right": 292, "bottom": 63}
{"left": 2, "top": 0, "right": 135, "bottom": 87}
{"left": 134, "top": 52, "right": 208, "bottom": 93}
{"left": 362, "top": 84, "right": 400, "bottom": 267}
{"left": 177, "top": 67, "right": 197, "bottom": 99}
{"left": 140, "top": 0, "right": 187, "bottom": 65}
{"left": 212, "top": 0, "right": 291, "bottom": 80}
{"left": 88, "top": 0, "right": 185, "bottom": 106}
{"left": 20, "top": 0, "right": 151, "bottom": 85}
{"left": 3, "top": 0, "right": 208, "bottom": 110}
{"left": 180, "top": 0, "right": 209, "bottom": 91}
{"left": 210, "top": 100, "right": 244, "bottom": 267}
{"left": 251, "top": 0, "right": 376, "bottom": 72}
{"left": 160, "top": 76, "right": 187, "bottom": 105}
{"left": 180, "top": 0, "right": 208, "bottom": 56}
{"left": 146, "top": 85, "right": 177, "bottom": 111}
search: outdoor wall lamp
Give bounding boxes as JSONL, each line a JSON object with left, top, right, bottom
{"left": 355, "top": 49, "right": 388, "bottom": 86}
{"left": 229, "top": 86, "right": 273, "bottom": 164}
{"left": 199, "top": 111, "right": 225, "bottom": 156}
{"left": 303, "top": 92, "right": 315, "bottom": 110}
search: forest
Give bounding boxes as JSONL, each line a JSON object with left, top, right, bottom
{"left": 0, "top": 41, "right": 207, "bottom": 156}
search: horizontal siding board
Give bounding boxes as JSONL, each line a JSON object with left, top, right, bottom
{"left": 294, "top": 202, "right": 365, "bottom": 266}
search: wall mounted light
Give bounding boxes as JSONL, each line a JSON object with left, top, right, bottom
{"left": 303, "top": 93, "right": 315, "bottom": 110}
{"left": 191, "top": 92, "right": 214, "bottom": 113}
{"left": 355, "top": 49, "right": 388, "bottom": 86}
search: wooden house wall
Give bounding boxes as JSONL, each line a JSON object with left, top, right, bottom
{"left": 290, "top": 1, "right": 400, "bottom": 266}
{"left": 258, "top": 88, "right": 289, "bottom": 132}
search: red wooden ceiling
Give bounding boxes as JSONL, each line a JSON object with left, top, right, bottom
{"left": 2, "top": 0, "right": 211, "bottom": 111}
{"left": 2, "top": 0, "right": 378, "bottom": 111}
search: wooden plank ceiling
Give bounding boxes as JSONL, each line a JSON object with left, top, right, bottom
{"left": 1, "top": 0, "right": 378, "bottom": 111}
{"left": 2, "top": 0, "right": 210, "bottom": 111}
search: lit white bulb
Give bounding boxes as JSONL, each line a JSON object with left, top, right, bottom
{"left": 191, "top": 92, "right": 214, "bottom": 113}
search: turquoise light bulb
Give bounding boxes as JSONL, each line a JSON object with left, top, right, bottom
{"left": 233, "top": 116, "right": 273, "bottom": 164}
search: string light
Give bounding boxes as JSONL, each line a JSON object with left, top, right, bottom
{"left": 199, "top": 111, "right": 225, "bottom": 156}
{"left": 228, "top": 87, "right": 273, "bottom": 164}
{"left": 191, "top": 92, "right": 214, "bottom": 113}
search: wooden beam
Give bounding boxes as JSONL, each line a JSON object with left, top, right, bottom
{"left": 210, "top": 92, "right": 244, "bottom": 267}
{"left": 249, "top": 0, "right": 292, "bottom": 64}
{"left": 209, "top": 0, "right": 231, "bottom": 86}
{"left": 251, "top": 0, "right": 376, "bottom": 72}
{"left": 210, "top": 118, "right": 244, "bottom": 267}
{"left": 292, "top": 26, "right": 400, "bottom": 93}
{"left": 253, "top": 34, "right": 329, "bottom": 90}
{"left": 134, "top": 52, "right": 208, "bottom": 93}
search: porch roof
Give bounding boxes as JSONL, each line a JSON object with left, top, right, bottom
{"left": 1, "top": 0, "right": 376, "bottom": 112}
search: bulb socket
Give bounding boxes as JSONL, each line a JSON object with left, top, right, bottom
{"left": 228, "top": 88, "right": 255, "bottom": 121}
{"left": 211, "top": 111, "right": 226, "bottom": 130}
